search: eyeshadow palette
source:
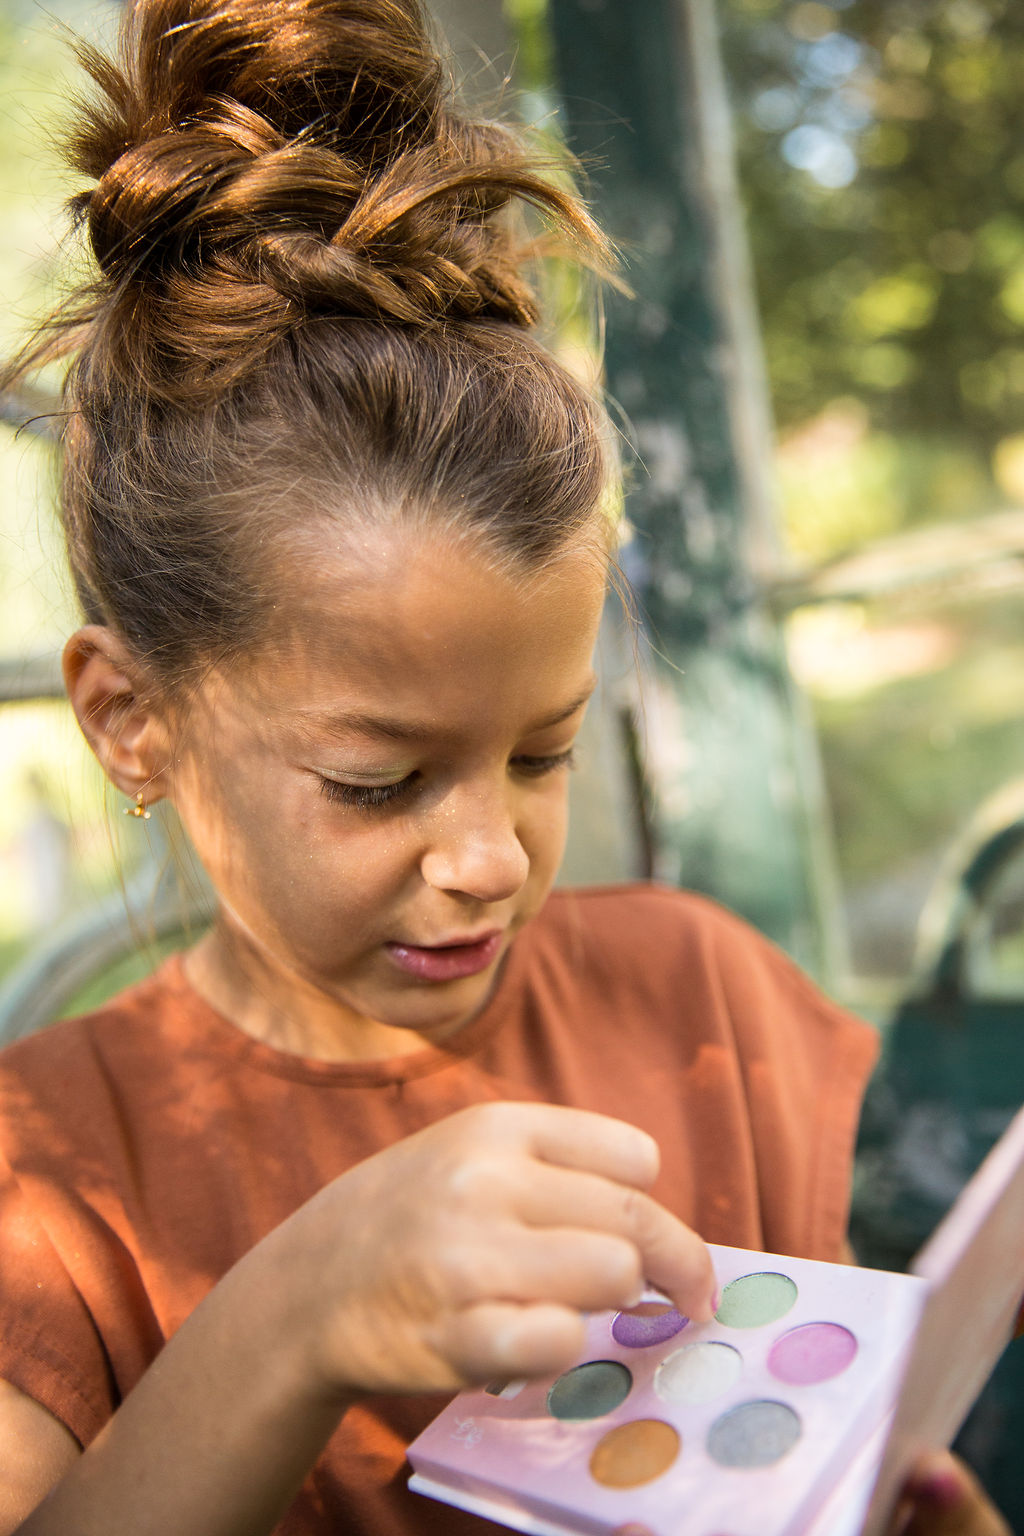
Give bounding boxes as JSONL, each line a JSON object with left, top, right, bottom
{"left": 407, "top": 1103, "right": 1024, "bottom": 1536}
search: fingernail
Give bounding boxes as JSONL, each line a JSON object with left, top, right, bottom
{"left": 711, "top": 1287, "right": 721, "bottom": 1315}
{"left": 910, "top": 1468, "right": 963, "bottom": 1511}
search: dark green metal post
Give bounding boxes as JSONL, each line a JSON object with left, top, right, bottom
{"left": 545, "top": 0, "right": 842, "bottom": 976}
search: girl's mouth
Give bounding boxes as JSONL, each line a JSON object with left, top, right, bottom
{"left": 384, "top": 931, "right": 503, "bottom": 983}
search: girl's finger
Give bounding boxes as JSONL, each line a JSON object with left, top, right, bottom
{"left": 441, "top": 1225, "right": 644, "bottom": 1313}
{"left": 429, "top": 1300, "right": 588, "bottom": 1384}
{"left": 519, "top": 1105, "right": 661, "bottom": 1190}
{"left": 443, "top": 1219, "right": 710, "bottom": 1321}
{"left": 614, "top": 1192, "right": 716, "bottom": 1321}
{"left": 515, "top": 1164, "right": 716, "bottom": 1320}
{"left": 901, "top": 1451, "right": 1011, "bottom": 1536}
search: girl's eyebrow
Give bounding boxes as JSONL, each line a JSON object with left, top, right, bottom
{"left": 527, "top": 680, "right": 598, "bottom": 731}
{"left": 292, "top": 680, "right": 597, "bottom": 745}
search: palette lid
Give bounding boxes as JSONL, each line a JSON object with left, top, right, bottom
{"left": 858, "top": 1101, "right": 1024, "bottom": 1536}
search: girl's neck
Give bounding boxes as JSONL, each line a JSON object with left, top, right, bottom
{"left": 183, "top": 926, "right": 438, "bottom": 1064}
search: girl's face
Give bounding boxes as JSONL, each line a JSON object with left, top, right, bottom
{"left": 167, "top": 526, "right": 607, "bottom": 1056}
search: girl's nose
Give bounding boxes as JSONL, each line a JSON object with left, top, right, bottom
{"left": 420, "top": 789, "right": 530, "bottom": 903}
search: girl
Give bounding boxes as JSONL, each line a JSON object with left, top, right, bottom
{"left": 0, "top": 1, "right": 1007, "bottom": 1532}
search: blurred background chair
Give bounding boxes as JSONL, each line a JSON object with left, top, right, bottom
{"left": 853, "top": 781, "right": 1024, "bottom": 1522}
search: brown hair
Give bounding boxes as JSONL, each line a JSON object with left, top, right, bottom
{"left": 4, "top": 0, "right": 618, "bottom": 690}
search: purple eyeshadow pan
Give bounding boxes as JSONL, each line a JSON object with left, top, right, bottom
{"left": 611, "top": 1302, "right": 689, "bottom": 1348}
{"left": 767, "top": 1322, "right": 858, "bottom": 1385}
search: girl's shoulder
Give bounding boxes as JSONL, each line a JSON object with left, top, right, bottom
{"left": 536, "top": 881, "right": 799, "bottom": 973}
{"left": 0, "top": 955, "right": 202, "bottom": 1121}
{"left": 531, "top": 883, "right": 876, "bottom": 1062}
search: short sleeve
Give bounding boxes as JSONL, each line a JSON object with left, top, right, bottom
{"left": 0, "top": 1152, "right": 115, "bottom": 1446}
{"left": 701, "top": 899, "right": 880, "bottom": 1261}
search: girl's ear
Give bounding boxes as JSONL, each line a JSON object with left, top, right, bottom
{"left": 62, "top": 626, "right": 173, "bottom": 804}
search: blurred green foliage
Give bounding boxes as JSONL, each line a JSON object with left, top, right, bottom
{"left": 723, "top": 0, "right": 1024, "bottom": 453}
{"left": 711, "top": 0, "right": 1024, "bottom": 975}
{"left": 499, "top": 1, "right": 1024, "bottom": 976}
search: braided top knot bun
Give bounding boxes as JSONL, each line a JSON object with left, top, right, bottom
{"left": 55, "top": 0, "right": 609, "bottom": 399}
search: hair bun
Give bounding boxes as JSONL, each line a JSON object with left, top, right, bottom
{"left": 58, "top": 0, "right": 608, "bottom": 392}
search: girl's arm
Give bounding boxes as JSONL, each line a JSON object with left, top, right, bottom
{"left": 0, "top": 1383, "right": 79, "bottom": 1533}
{"left": 10, "top": 1236, "right": 354, "bottom": 1536}
{"left": 2, "top": 1102, "right": 715, "bottom": 1536}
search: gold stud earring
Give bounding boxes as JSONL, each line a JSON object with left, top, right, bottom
{"left": 123, "top": 791, "right": 151, "bottom": 820}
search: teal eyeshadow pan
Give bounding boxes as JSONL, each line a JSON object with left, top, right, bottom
{"left": 547, "top": 1360, "right": 633, "bottom": 1421}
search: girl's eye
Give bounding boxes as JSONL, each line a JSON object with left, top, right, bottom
{"left": 317, "top": 750, "right": 575, "bottom": 810}
{"left": 512, "top": 747, "right": 577, "bottom": 777}
{"left": 318, "top": 775, "right": 417, "bottom": 809}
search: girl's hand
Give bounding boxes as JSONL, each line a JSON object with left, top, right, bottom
{"left": 256, "top": 1101, "right": 715, "bottom": 1402}
{"left": 893, "top": 1451, "right": 1011, "bottom": 1536}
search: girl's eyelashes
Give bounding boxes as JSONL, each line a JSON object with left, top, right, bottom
{"left": 318, "top": 774, "right": 418, "bottom": 809}
{"left": 511, "top": 747, "right": 578, "bottom": 777}
{"left": 316, "top": 749, "right": 577, "bottom": 812}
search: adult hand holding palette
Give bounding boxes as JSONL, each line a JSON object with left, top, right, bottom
{"left": 407, "top": 1103, "right": 1024, "bottom": 1536}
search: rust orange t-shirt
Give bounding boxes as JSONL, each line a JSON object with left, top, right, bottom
{"left": 0, "top": 884, "right": 877, "bottom": 1534}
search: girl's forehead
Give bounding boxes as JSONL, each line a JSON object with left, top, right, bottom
{"left": 219, "top": 527, "right": 608, "bottom": 726}
{"left": 278, "top": 526, "right": 606, "bottom": 656}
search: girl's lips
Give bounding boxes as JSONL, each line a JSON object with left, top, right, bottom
{"left": 385, "top": 931, "right": 503, "bottom": 982}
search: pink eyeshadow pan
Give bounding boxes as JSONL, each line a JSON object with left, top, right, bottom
{"left": 767, "top": 1322, "right": 858, "bottom": 1385}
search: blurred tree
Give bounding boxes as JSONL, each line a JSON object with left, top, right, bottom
{"left": 723, "top": 0, "right": 1024, "bottom": 498}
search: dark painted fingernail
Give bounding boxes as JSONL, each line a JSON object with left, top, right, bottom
{"left": 911, "top": 1468, "right": 963, "bottom": 1510}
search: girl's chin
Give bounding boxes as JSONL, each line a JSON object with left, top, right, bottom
{"left": 365, "top": 967, "right": 505, "bottom": 1043}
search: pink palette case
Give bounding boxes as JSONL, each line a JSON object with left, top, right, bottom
{"left": 407, "top": 1103, "right": 1024, "bottom": 1536}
